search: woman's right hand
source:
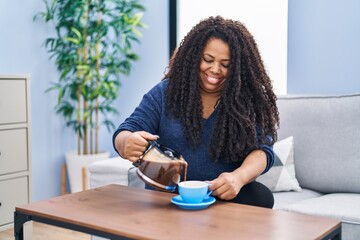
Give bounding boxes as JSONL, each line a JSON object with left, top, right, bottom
{"left": 115, "top": 130, "right": 159, "bottom": 162}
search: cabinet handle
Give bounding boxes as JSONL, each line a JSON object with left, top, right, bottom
{"left": 0, "top": 202, "right": 2, "bottom": 207}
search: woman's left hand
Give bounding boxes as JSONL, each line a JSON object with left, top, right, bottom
{"left": 207, "top": 172, "right": 244, "bottom": 200}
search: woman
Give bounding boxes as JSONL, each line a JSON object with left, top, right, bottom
{"left": 113, "top": 16, "right": 279, "bottom": 208}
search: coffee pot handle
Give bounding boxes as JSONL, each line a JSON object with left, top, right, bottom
{"left": 132, "top": 140, "right": 158, "bottom": 167}
{"left": 132, "top": 161, "right": 140, "bottom": 167}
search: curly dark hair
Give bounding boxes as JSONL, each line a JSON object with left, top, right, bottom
{"left": 164, "top": 16, "right": 279, "bottom": 163}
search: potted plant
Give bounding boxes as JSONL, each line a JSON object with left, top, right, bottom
{"left": 35, "top": 0, "right": 146, "bottom": 192}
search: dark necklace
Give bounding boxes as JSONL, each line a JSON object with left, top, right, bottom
{"left": 214, "top": 99, "right": 221, "bottom": 109}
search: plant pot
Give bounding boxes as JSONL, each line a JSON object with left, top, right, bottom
{"left": 65, "top": 151, "right": 110, "bottom": 193}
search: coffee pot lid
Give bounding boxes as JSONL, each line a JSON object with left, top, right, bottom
{"left": 145, "top": 140, "right": 182, "bottom": 160}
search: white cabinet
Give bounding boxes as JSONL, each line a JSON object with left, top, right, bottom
{"left": 0, "top": 75, "right": 31, "bottom": 231}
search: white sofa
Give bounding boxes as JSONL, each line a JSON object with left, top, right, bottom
{"left": 89, "top": 93, "right": 360, "bottom": 240}
{"left": 270, "top": 94, "right": 360, "bottom": 240}
{"left": 89, "top": 157, "right": 144, "bottom": 189}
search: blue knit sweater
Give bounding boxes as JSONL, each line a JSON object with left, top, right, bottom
{"left": 113, "top": 80, "right": 274, "bottom": 182}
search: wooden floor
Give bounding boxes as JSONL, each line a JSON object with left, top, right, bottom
{"left": 0, "top": 222, "right": 91, "bottom": 240}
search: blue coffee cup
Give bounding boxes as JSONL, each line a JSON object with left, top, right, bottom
{"left": 178, "top": 181, "right": 212, "bottom": 203}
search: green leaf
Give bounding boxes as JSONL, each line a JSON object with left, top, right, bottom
{"left": 70, "top": 27, "right": 82, "bottom": 40}
{"left": 131, "top": 27, "right": 142, "bottom": 37}
{"left": 65, "top": 37, "right": 80, "bottom": 45}
{"left": 57, "top": 88, "right": 64, "bottom": 104}
{"left": 132, "top": 12, "right": 143, "bottom": 26}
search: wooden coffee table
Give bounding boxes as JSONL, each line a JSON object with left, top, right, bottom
{"left": 14, "top": 184, "right": 341, "bottom": 240}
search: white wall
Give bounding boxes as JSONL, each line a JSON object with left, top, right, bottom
{"left": 177, "top": 0, "right": 288, "bottom": 94}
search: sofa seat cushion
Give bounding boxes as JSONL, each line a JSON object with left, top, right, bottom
{"left": 88, "top": 157, "right": 133, "bottom": 188}
{"left": 281, "top": 193, "right": 360, "bottom": 224}
{"left": 273, "top": 188, "right": 323, "bottom": 210}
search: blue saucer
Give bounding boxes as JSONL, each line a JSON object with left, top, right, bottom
{"left": 171, "top": 195, "right": 216, "bottom": 210}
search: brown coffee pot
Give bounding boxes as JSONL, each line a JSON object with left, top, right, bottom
{"left": 133, "top": 141, "right": 187, "bottom": 192}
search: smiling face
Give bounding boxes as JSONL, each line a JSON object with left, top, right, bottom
{"left": 199, "top": 37, "right": 230, "bottom": 95}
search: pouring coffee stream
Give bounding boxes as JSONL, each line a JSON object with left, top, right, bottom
{"left": 133, "top": 141, "right": 188, "bottom": 192}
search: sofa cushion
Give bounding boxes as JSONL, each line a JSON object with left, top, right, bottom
{"left": 281, "top": 193, "right": 360, "bottom": 225}
{"left": 257, "top": 136, "right": 301, "bottom": 192}
{"left": 276, "top": 94, "right": 360, "bottom": 193}
{"left": 273, "top": 188, "right": 323, "bottom": 210}
{"left": 128, "top": 166, "right": 146, "bottom": 188}
{"left": 88, "top": 157, "right": 133, "bottom": 188}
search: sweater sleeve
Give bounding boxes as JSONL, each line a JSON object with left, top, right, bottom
{"left": 257, "top": 131, "right": 275, "bottom": 175}
{"left": 112, "top": 81, "right": 165, "bottom": 154}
